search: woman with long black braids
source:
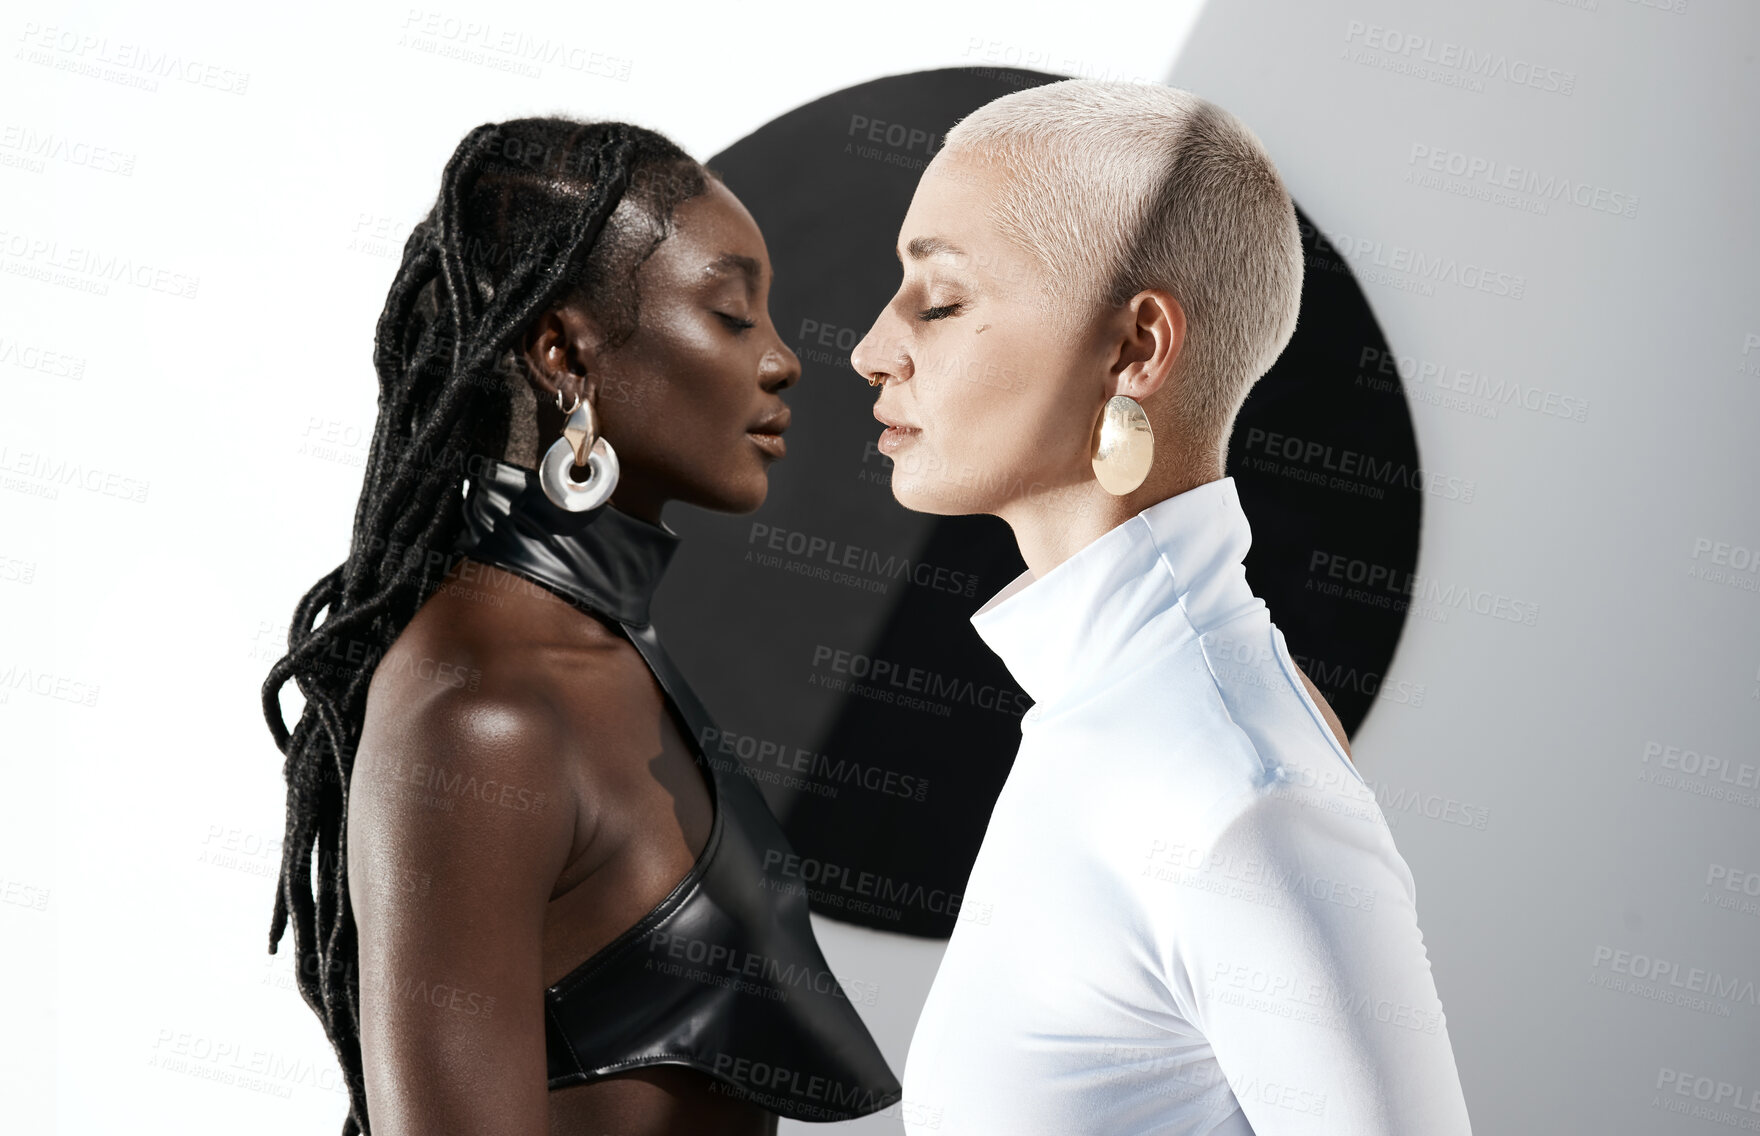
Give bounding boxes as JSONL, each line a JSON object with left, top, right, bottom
{"left": 261, "top": 118, "right": 899, "bottom": 1135}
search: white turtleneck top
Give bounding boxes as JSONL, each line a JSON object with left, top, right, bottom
{"left": 901, "top": 478, "right": 1472, "bottom": 1135}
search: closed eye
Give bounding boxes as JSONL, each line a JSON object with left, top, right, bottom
{"left": 918, "top": 303, "right": 963, "bottom": 321}
{"left": 716, "top": 312, "right": 758, "bottom": 332}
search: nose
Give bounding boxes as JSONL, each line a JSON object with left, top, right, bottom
{"left": 851, "top": 312, "right": 912, "bottom": 388}
{"left": 761, "top": 337, "right": 802, "bottom": 392}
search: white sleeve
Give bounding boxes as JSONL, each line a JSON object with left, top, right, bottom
{"left": 1160, "top": 778, "right": 1474, "bottom": 1135}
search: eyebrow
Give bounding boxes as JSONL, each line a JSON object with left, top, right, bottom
{"left": 899, "top": 236, "right": 967, "bottom": 263}
{"left": 705, "top": 252, "right": 762, "bottom": 291}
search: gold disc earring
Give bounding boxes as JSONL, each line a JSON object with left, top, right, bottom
{"left": 1090, "top": 395, "right": 1154, "bottom": 496}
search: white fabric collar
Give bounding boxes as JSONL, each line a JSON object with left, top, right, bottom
{"left": 969, "top": 477, "right": 1259, "bottom": 710}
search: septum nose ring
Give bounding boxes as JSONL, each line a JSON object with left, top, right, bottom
{"left": 867, "top": 345, "right": 911, "bottom": 387}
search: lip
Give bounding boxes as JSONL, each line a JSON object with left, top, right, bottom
{"left": 746, "top": 405, "right": 790, "bottom": 459}
{"left": 749, "top": 406, "right": 792, "bottom": 435}
{"left": 876, "top": 424, "right": 919, "bottom": 456}
{"left": 872, "top": 405, "right": 918, "bottom": 431}
{"left": 747, "top": 430, "right": 786, "bottom": 459}
{"left": 874, "top": 404, "right": 922, "bottom": 457}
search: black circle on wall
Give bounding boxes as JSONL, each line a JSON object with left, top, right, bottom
{"left": 650, "top": 67, "right": 1422, "bottom": 939}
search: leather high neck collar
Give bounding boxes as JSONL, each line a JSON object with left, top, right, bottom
{"left": 453, "top": 456, "right": 681, "bottom": 628}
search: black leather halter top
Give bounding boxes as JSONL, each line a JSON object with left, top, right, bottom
{"left": 451, "top": 457, "right": 902, "bottom": 1122}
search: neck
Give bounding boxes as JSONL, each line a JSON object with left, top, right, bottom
{"left": 606, "top": 481, "right": 668, "bottom": 527}
{"left": 997, "top": 464, "right": 1220, "bottom": 579}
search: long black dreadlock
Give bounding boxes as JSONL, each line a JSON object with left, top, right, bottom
{"left": 260, "top": 117, "right": 712, "bottom": 1135}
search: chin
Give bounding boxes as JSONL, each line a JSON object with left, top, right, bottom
{"left": 684, "top": 487, "right": 764, "bottom": 515}
{"left": 889, "top": 474, "right": 966, "bottom": 517}
{"left": 709, "top": 474, "right": 770, "bottom": 515}
{"left": 735, "top": 482, "right": 769, "bottom": 513}
{"left": 673, "top": 449, "right": 771, "bottom": 514}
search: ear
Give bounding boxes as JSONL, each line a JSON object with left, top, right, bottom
{"left": 1111, "top": 288, "right": 1187, "bottom": 403}
{"left": 520, "top": 302, "right": 603, "bottom": 409}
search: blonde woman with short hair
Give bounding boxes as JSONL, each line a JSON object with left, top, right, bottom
{"left": 854, "top": 80, "right": 1472, "bottom": 1135}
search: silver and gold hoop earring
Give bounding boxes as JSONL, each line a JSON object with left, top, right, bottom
{"left": 539, "top": 388, "right": 620, "bottom": 512}
{"left": 1090, "top": 394, "right": 1154, "bottom": 496}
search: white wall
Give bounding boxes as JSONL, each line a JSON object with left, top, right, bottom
{"left": 0, "top": 1, "right": 1205, "bottom": 1133}
{"left": 1163, "top": 1, "right": 1760, "bottom": 1133}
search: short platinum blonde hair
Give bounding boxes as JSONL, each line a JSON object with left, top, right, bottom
{"left": 940, "top": 79, "right": 1304, "bottom": 465}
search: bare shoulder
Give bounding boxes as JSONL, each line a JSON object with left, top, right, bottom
{"left": 350, "top": 608, "right": 587, "bottom": 886}
{"left": 349, "top": 570, "right": 673, "bottom": 870}
{"left": 359, "top": 668, "right": 570, "bottom": 791}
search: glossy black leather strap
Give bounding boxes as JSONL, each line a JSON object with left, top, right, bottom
{"left": 455, "top": 455, "right": 679, "bottom": 628}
